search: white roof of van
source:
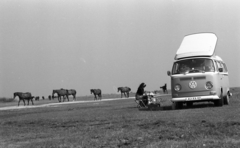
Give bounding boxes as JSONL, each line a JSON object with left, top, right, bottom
{"left": 175, "top": 33, "right": 217, "bottom": 60}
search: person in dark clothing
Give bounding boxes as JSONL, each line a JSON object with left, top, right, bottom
{"left": 160, "top": 83, "right": 168, "bottom": 94}
{"left": 135, "top": 83, "right": 148, "bottom": 106}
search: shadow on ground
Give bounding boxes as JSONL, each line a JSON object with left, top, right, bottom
{"left": 136, "top": 102, "right": 220, "bottom": 111}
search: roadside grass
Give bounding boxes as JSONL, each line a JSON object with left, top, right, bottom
{"left": 0, "top": 88, "right": 240, "bottom": 147}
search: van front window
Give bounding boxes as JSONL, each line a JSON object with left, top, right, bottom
{"left": 172, "top": 58, "right": 215, "bottom": 74}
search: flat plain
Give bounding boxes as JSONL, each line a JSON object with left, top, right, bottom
{"left": 0, "top": 88, "right": 240, "bottom": 148}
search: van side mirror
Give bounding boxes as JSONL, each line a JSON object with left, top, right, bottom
{"left": 167, "top": 71, "right": 171, "bottom": 76}
{"left": 218, "top": 68, "right": 223, "bottom": 72}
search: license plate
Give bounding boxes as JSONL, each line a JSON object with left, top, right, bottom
{"left": 186, "top": 97, "right": 201, "bottom": 101}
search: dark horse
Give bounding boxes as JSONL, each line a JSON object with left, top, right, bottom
{"left": 35, "top": 96, "right": 39, "bottom": 101}
{"left": 48, "top": 95, "right": 52, "bottom": 100}
{"left": 90, "top": 89, "right": 102, "bottom": 100}
{"left": 67, "top": 89, "right": 77, "bottom": 101}
{"left": 13, "top": 92, "right": 34, "bottom": 106}
{"left": 52, "top": 89, "right": 69, "bottom": 102}
{"left": 118, "top": 87, "right": 131, "bottom": 98}
{"left": 160, "top": 83, "right": 168, "bottom": 94}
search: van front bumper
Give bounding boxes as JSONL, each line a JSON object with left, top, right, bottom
{"left": 171, "top": 95, "right": 219, "bottom": 102}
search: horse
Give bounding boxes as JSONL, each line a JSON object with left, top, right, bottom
{"left": 118, "top": 87, "right": 131, "bottom": 98}
{"left": 13, "top": 92, "right": 35, "bottom": 106}
{"left": 90, "top": 89, "right": 102, "bottom": 100}
{"left": 160, "top": 83, "right": 168, "bottom": 94}
{"left": 35, "top": 96, "right": 39, "bottom": 101}
{"left": 52, "top": 89, "right": 69, "bottom": 102}
{"left": 48, "top": 95, "right": 52, "bottom": 100}
{"left": 67, "top": 89, "right": 77, "bottom": 101}
{"left": 42, "top": 96, "right": 45, "bottom": 100}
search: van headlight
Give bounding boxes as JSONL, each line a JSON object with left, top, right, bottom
{"left": 205, "top": 81, "right": 213, "bottom": 90}
{"left": 175, "top": 84, "right": 181, "bottom": 91}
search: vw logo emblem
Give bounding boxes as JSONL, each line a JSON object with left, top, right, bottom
{"left": 189, "top": 81, "right": 197, "bottom": 89}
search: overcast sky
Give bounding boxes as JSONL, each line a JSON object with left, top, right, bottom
{"left": 0, "top": 0, "right": 239, "bottom": 98}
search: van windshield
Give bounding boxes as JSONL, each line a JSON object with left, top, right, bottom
{"left": 172, "top": 58, "right": 215, "bottom": 74}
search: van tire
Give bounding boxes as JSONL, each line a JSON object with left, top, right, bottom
{"left": 214, "top": 92, "right": 223, "bottom": 106}
{"left": 223, "top": 94, "right": 229, "bottom": 105}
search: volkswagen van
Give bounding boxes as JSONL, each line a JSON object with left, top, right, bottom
{"left": 167, "top": 33, "right": 231, "bottom": 109}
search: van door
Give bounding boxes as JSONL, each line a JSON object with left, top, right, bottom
{"left": 215, "top": 60, "right": 224, "bottom": 96}
{"left": 221, "top": 62, "right": 229, "bottom": 96}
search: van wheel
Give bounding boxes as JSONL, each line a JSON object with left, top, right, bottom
{"left": 223, "top": 94, "right": 229, "bottom": 105}
{"left": 214, "top": 92, "right": 223, "bottom": 107}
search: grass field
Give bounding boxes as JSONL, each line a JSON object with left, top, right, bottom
{"left": 0, "top": 88, "right": 240, "bottom": 148}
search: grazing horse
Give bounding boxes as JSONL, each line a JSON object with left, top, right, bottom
{"left": 160, "top": 83, "right": 168, "bottom": 94}
{"left": 48, "top": 95, "right": 52, "bottom": 100}
{"left": 90, "top": 89, "right": 102, "bottom": 100}
{"left": 35, "top": 96, "right": 40, "bottom": 101}
{"left": 52, "top": 89, "right": 69, "bottom": 102}
{"left": 118, "top": 87, "right": 131, "bottom": 98}
{"left": 67, "top": 89, "right": 77, "bottom": 101}
{"left": 13, "top": 92, "right": 34, "bottom": 106}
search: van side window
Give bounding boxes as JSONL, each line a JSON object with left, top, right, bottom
{"left": 220, "top": 62, "right": 225, "bottom": 72}
{"left": 216, "top": 61, "right": 227, "bottom": 73}
{"left": 172, "top": 63, "right": 180, "bottom": 74}
{"left": 215, "top": 61, "right": 222, "bottom": 72}
{"left": 214, "top": 60, "right": 218, "bottom": 71}
{"left": 222, "top": 62, "right": 228, "bottom": 72}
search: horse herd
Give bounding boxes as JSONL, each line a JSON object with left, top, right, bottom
{"left": 13, "top": 88, "right": 77, "bottom": 106}
{"left": 13, "top": 87, "right": 133, "bottom": 106}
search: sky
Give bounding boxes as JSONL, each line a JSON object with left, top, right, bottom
{"left": 0, "top": 0, "right": 239, "bottom": 98}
